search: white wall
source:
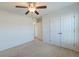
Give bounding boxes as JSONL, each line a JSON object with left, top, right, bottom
{"left": 0, "top": 10, "right": 34, "bottom": 51}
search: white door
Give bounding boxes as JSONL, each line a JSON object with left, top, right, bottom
{"left": 42, "top": 16, "right": 50, "bottom": 43}
{"left": 50, "top": 16, "right": 61, "bottom": 46}
{"left": 75, "top": 12, "right": 79, "bottom": 51}
{"left": 61, "top": 13, "right": 75, "bottom": 49}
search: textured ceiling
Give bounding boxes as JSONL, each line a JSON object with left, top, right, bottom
{"left": 0, "top": 2, "right": 77, "bottom": 17}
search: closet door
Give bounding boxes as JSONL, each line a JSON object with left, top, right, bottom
{"left": 42, "top": 16, "right": 50, "bottom": 43}
{"left": 61, "top": 13, "right": 75, "bottom": 49}
{"left": 50, "top": 16, "right": 61, "bottom": 46}
{"left": 75, "top": 12, "right": 79, "bottom": 51}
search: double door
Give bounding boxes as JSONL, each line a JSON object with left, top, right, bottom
{"left": 50, "top": 13, "right": 75, "bottom": 49}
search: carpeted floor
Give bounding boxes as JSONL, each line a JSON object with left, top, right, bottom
{"left": 0, "top": 39, "right": 79, "bottom": 57}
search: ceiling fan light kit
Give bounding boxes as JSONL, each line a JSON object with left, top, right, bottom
{"left": 28, "top": 7, "right": 36, "bottom": 12}
{"left": 16, "top": 2, "right": 47, "bottom": 15}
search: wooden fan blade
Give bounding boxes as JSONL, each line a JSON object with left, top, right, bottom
{"left": 16, "top": 6, "right": 28, "bottom": 8}
{"left": 36, "top": 6, "right": 47, "bottom": 9}
{"left": 25, "top": 11, "right": 29, "bottom": 15}
{"left": 35, "top": 11, "right": 39, "bottom": 15}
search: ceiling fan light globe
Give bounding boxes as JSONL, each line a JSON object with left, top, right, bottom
{"left": 28, "top": 8, "right": 36, "bottom": 12}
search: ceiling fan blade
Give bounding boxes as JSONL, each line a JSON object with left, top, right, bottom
{"left": 25, "top": 11, "right": 29, "bottom": 15}
{"left": 36, "top": 6, "right": 47, "bottom": 9}
{"left": 16, "top": 6, "right": 28, "bottom": 8}
{"left": 35, "top": 11, "right": 39, "bottom": 15}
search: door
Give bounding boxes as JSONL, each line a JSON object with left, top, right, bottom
{"left": 42, "top": 16, "right": 50, "bottom": 43}
{"left": 75, "top": 12, "right": 79, "bottom": 51}
{"left": 50, "top": 16, "right": 61, "bottom": 46}
{"left": 61, "top": 13, "right": 75, "bottom": 49}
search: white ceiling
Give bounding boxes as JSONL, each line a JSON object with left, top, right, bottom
{"left": 0, "top": 2, "right": 77, "bottom": 17}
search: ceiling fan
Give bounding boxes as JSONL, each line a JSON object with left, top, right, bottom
{"left": 16, "top": 2, "right": 47, "bottom": 15}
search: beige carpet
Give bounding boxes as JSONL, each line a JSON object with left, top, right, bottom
{"left": 0, "top": 39, "right": 79, "bottom": 57}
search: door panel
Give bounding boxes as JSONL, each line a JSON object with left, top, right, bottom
{"left": 50, "top": 16, "right": 61, "bottom": 46}
{"left": 42, "top": 16, "right": 50, "bottom": 43}
{"left": 75, "top": 12, "right": 79, "bottom": 51}
{"left": 61, "top": 14, "right": 75, "bottom": 49}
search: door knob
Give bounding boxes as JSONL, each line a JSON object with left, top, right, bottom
{"left": 58, "top": 33, "right": 62, "bottom": 34}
